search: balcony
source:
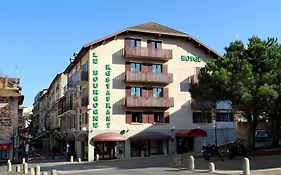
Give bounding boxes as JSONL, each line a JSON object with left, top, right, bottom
{"left": 74, "top": 96, "right": 89, "bottom": 109}
{"left": 58, "top": 103, "right": 75, "bottom": 117}
{"left": 190, "top": 99, "right": 214, "bottom": 110}
{"left": 63, "top": 81, "right": 75, "bottom": 94}
{"left": 125, "top": 71, "right": 173, "bottom": 84}
{"left": 126, "top": 96, "right": 174, "bottom": 108}
{"left": 71, "top": 71, "right": 89, "bottom": 85}
{"left": 124, "top": 47, "right": 172, "bottom": 61}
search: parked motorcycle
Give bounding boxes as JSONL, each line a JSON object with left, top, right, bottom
{"left": 201, "top": 144, "right": 224, "bottom": 161}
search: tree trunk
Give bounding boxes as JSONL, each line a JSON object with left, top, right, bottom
{"left": 247, "top": 119, "right": 258, "bottom": 151}
{"left": 271, "top": 116, "right": 280, "bottom": 147}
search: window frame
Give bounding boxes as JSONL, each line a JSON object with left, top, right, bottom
{"left": 153, "top": 87, "right": 163, "bottom": 97}
{"left": 131, "top": 87, "right": 142, "bottom": 97}
{"left": 152, "top": 64, "right": 162, "bottom": 73}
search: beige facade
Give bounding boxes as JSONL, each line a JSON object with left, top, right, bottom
{"left": 50, "top": 22, "right": 236, "bottom": 161}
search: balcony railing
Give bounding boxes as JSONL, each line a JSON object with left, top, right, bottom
{"left": 126, "top": 96, "right": 174, "bottom": 108}
{"left": 74, "top": 96, "right": 89, "bottom": 109}
{"left": 58, "top": 103, "right": 75, "bottom": 116}
{"left": 124, "top": 47, "right": 172, "bottom": 61}
{"left": 63, "top": 81, "right": 75, "bottom": 93}
{"left": 190, "top": 99, "right": 214, "bottom": 109}
{"left": 125, "top": 71, "right": 173, "bottom": 84}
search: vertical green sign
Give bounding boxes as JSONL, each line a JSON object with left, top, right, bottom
{"left": 92, "top": 52, "right": 99, "bottom": 128}
{"left": 105, "top": 64, "right": 111, "bottom": 128}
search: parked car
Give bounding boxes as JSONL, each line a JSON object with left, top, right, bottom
{"left": 255, "top": 130, "right": 269, "bottom": 141}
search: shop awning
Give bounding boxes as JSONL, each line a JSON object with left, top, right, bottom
{"left": 91, "top": 132, "right": 126, "bottom": 142}
{"left": 176, "top": 129, "right": 207, "bottom": 138}
{"left": 0, "top": 143, "right": 12, "bottom": 151}
{"left": 76, "top": 133, "right": 88, "bottom": 142}
{"left": 130, "top": 132, "right": 171, "bottom": 141}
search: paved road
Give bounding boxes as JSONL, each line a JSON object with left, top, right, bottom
{"left": 1, "top": 154, "right": 281, "bottom": 175}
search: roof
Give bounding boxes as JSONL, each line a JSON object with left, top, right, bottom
{"left": 64, "top": 22, "right": 223, "bottom": 73}
{"left": 48, "top": 73, "right": 63, "bottom": 91}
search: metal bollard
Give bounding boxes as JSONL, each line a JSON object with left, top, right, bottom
{"left": 163, "top": 149, "right": 168, "bottom": 157}
{"left": 42, "top": 172, "right": 48, "bottom": 175}
{"left": 243, "top": 158, "right": 250, "bottom": 175}
{"left": 30, "top": 168, "right": 35, "bottom": 175}
{"left": 22, "top": 158, "right": 26, "bottom": 164}
{"left": 78, "top": 158, "right": 81, "bottom": 163}
{"left": 35, "top": 165, "right": 41, "bottom": 175}
{"left": 51, "top": 169, "right": 57, "bottom": 175}
{"left": 141, "top": 151, "right": 145, "bottom": 158}
{"left": 209, "top": 162, "right": 215, "bottom": 172}
{"left": 16, "top": 165, "right": 21, "bottom": 172}
{"left": 188, "top": 156, "right": 195, "bottom": 170}
{"left": 23, "top": 163, "right": 28, "bottom": 174}
{"left": 70, "top": 156, "right": 73, "bottom": 163}
{"left": 96, "top": 154, "right": 100, "bottom": 162}
{"left": 7, "top": 161, "right": 12, "bottom": 172}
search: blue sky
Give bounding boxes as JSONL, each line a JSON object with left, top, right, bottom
{"left": 0, "top": 0, "right": 281, "bottom": 106}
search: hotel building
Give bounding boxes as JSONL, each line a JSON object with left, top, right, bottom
{"left": 56, "top": 22, "right": 236, "bottom": 161}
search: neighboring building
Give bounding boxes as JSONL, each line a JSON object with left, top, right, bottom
{"left": 55, "top": 22, "right": 235, "bottom": 162}
{"left": 32, "top": 89, "right": 48, "bottom": 150}
{"left": 0, "top": 76, "right": 24, "bottom": 160}
{"left": 47, "top": 73, "right": 67, "bottom": 153}
{"left": 18, "top": 106, "right": 33, "bottom": 156}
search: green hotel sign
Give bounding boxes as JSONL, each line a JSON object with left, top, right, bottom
{"left": 181, "top": 55, "right": 201, "bottom": 62}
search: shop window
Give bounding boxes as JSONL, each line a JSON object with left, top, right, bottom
{"left": 193, "top": 111, "right": 212, "bottom": 123}
{"left": 153, "top": 88, "right": 163, "bottom": 97}
{"left": 152, "top": 64, "right": 162, "bottom": 73}
{"left": 132, "top": 112, "right": 142, "bottom": 123}
{"left": 216, "top": 112, "right": 234, "bottom": 122}
{"left": 131, "top": 87, "right": 142, "bottom": 97}
{"left": 131, "top": 62, "right": 141, "bottom": 72}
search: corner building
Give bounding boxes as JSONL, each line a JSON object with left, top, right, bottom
{"left": 62, "top": 22, "right": 235, "bottom": 161}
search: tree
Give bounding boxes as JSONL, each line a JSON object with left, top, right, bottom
{"left": 190, "top": 36, "right": 281, "bottom": 150}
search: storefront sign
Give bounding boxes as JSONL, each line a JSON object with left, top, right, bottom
{"left": 181, "top": 55, "right": 201, "bottom": 62}
{"left": 93, "top": 52, "right": 99, "bottom": 128}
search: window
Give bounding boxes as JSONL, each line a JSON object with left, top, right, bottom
{"left": 131, "top": 62, "right": 141, "bottom": 72}
{"left": 153, "top": 112, "right": 164, "bottom": 123}
{"left": 131, "top": 87, "right": 142, "bottom": 97}
{"left": 153, "top": 88, "right": 163, "bottom": 97}
{"left": 152, "top": 64, "right": 162, "bottom": 73}
{"left": 132, "top": 112, "right": 142, "bottom": 123}
{"left": 130, "top": 39, "right": 138, "bottom": 47}
{"left": 148, "top": 40, "right": 162, "bottom": 49}
{"left": 193, "top": 111, "right": 212, "bottom": 123}
{"left": 216, "top": 112, "right": 234, "bottom": 122}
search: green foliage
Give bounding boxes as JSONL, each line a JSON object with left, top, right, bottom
{"left": 190, "top": 36, "right": 281, "bottom": 148}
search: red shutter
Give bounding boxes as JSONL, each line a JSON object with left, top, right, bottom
{"left": 164, "top": 112, "right": 169, "bottom": 123}
{"left": 148, "top": 88, "right": 153, "bottom": 97}
{"left": 147, "top": 64, "right": 152, "bottom": 72}
{"left": 125, "top": 38, "right": 131, "bottom": 47}
{"left": 147, "top": 40, "right": 152, "bottom": 48}
{"left": 143, "top": 113, "right": 149, "bottom": 123}
{"left": 137, "top": 39, "right": 141, "bottom": 47}
{"left": 126, "top": 87, "right": 131, "bottom": 96}
{"left": 162, "top": 64, "right": 168, "bottom": 73}
{"left": 141, "top": 63, "right": 147, "bottom": 72}
{"left": 125, "top": 62, "right": 131, "bottom": 71}
{"left": 163, "top": 88, "right": 169, "bottom": 97}
{"left": 148, "top": 113, "right": 154, "bottom": 123}
{"left": 142, "top": 88, "right": 148, "bottom": 97}
{"left": 157, "top": 42, "right": 162, "bottom": 48}
{"left": 126, "top": 113, "right": 132, "bottom": 124}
